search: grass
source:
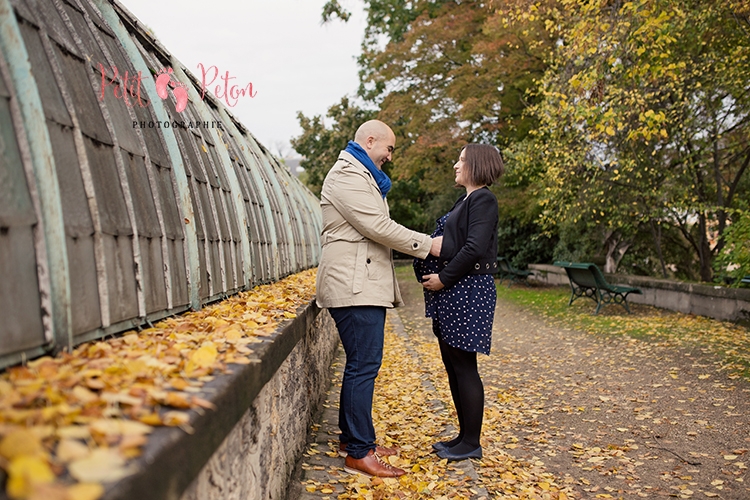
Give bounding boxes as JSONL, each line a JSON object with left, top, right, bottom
{"left": 494, "top": 280, "right": 750, "bottom": 380}
{"left": 495, "top": 281, "right": 656, "bottom": 336}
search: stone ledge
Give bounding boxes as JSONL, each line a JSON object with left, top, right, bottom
{"left": 528, "top": 264, "right": 750, "bottom": 322}
{"left": 604, "top": 273, "right": 750, "bottom": 299}
{"left": 94, "top": 300, "right": 338, "bottom": 500}
{"left": 527, "top": 264, "right": 570, "bottom": 286}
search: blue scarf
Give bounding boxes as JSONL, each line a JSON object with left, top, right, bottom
{"left": 345, "top": 141, "right": 392, "bottom": 198}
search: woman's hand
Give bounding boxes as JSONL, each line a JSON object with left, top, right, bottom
{"left": 421, "top": 274, "right": 444, "bottom": 291}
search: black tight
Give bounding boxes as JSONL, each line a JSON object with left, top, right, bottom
{"left": 437, "top": 336, "right": 484, "bottom": 453}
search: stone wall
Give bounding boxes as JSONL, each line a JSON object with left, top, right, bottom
{"left": 100, "top": 303, "right": 338, "bottom": 500}
{"left": 529, "top": 264, "right": 750, "bottom": 322}
{"left": 180, "top": 308, "right": 337, "bottom": 500}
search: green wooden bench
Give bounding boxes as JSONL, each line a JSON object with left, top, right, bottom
{"left": 742, "top": 275, "right": 750, "bottom": 286}
{"left": 497, "top": 256, "right": 532, "bottom": 287}
{"left": 554, "top": 261, "right": 642, "bottom": 314}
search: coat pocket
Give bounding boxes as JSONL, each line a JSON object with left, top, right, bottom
{"left": 352, "top": 241, "right": 368, "bottom": 294}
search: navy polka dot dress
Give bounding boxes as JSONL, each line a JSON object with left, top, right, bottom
{"left": 413, "top": 211, "right": 496, "bottom": 355}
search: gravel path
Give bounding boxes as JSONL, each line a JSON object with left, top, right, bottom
{"left": 289, "top": 270, "right": 750, "bottom": 499}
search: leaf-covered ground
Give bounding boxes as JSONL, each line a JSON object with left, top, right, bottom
{"left": 0, "top": 269, "right": 317, "bottom": 500}
{"left": 493, "top": 284, "right": 750, "bottom": 380}
{"left": 293, "top": 267, "right": 750, "bottom": 499}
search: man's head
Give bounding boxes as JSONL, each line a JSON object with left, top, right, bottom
{"left": 354, "top": 120, "right": 396, "bottom": 169}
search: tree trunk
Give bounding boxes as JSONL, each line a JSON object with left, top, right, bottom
{"left": 697, "top": 213, "right": 714, "bottom": 282}
{"left": 650, "top": 219, "right": 668, "bottom": 278}
{"left": 603, "top": 230, "right": 631, "bottom": 274}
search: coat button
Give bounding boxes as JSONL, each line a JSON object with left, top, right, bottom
{"left": 366, "top": 258, "right": 371, "bottom": 264}
{"left": 412, "top": 242, "right": 418, "bottom": 248}
{"left": 474, "top": 263, "right": 480, "bottom": 270}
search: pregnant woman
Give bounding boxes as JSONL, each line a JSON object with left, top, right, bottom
{"left": 416, "top": 143, "right": 504, "bottom": 461}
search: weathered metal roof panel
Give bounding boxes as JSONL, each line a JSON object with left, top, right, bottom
{"left": 0, "top": 0, "right": 322, "bottom": 369}
{"left": 47, "top": 122, "right": 93, "bottom": 237}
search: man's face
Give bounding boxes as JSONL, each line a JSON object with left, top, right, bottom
{"left": 365, "top": 131, "right": 395, "bottom": 168}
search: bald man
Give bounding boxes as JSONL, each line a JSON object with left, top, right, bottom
{"left": 316, "top": 120, "right": 441, "bottom": 477}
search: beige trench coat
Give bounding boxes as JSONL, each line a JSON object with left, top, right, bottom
{"left": 316, "top": 151, "right": 432, "bottom": 309}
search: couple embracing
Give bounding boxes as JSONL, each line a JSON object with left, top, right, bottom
{"left": 316, "top": 119, "right": 504, "bottom": 477}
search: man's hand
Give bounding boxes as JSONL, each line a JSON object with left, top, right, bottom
{"left": 429, "top": 236, "right": 443, "bottom": 257}
{"left": 421, "top": 274, "right": 444, "bottom": 291}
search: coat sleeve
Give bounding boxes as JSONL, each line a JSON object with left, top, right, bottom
{"left": 324, "top": 165, "right": 432, "bottom": 259}
{"left": 438, "top": 190, "right": 498, "bottom": 288}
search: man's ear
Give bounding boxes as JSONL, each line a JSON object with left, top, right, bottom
{"left": 365, "top": 136, "right": 375, "bottom": 149}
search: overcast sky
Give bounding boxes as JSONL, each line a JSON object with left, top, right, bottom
{"left": 120, "top": 0, "right": 366, "bottom": 157}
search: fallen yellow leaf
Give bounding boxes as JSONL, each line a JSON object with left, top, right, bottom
{"left": 56, "top": 439, "right": 90, "bottom": 463}
{"left": 71, "top": 386, "right": 99, "bottom": 404}
{"left": 0, "top": 429, "right": 44, "bottom": 460}
{"left": 138, "top": 413, "right": 163, "bottom": 426}
{"left": 162, "top": 411, "right": 190, "bottom": 427}
{"left": 0, "top": 269, "right": 319, "bottom": 494}
{"left": 66, "top": 482, "right": 105, "bottom": 500}
{"left": 56, "top": 426, "right": 91, "bottom": 440}
{"left": 26, "top": 482, "right": 68, "bottom": 500}
{"left": 224, "top": 328, "right": 243, "bottom": 341}
{"left": 90, "top": 419, "right": 152, "bottom": 437}
{"left": 7, "top": 455, "right": 55, "bottom": 499}
{"left": 68, "top": 448, "right": 132, "bottom": 483}
{"left": 165, "top": 392, "right": 192, "bottom": 409}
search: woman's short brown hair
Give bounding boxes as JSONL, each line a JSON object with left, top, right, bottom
{"left": 462, "top": 144, "right": 504, "bottom": 186}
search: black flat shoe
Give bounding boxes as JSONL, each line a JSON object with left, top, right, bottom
{"left": 431, "top": 441, "right": 451, "bottom": 452}
{"left": 436, "top": 446, "right": 482, "bottom": 461}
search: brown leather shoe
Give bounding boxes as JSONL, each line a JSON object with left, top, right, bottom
{"left": 339, "top": 443, "right": 398, "bottom": 458}
{"left": 344, "top": 449, "right": 406, "bottom": 477}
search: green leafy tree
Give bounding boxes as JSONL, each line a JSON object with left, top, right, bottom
{"left": 715, "top": 209, "right": 750, "bottom": 285}
{"left": 306, "top": 0, "right": 560, "bottom": 264}
{"left": 512, "top": 0, "right": 750, "bottom": 279}
{"left": 291, "top": 98, "right": 375, "bottom": 197}
{"left": 308, "top": 0, "right": 750, "bottom": 280}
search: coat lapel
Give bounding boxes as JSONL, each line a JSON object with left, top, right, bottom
{"left": 338, "top": 150, "right": 387, "bottom": 209}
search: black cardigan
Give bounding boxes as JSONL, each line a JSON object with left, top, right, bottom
{"left": 437, "top": 187, "right": 499, "bottom": 288}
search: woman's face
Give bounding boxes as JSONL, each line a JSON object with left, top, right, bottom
{"left": 453, "top": 149, "right": 470, "bottom": 187}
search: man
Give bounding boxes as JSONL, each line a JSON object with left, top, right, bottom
{"left": 316, "top": 120, "right": 441, "bottom": 477}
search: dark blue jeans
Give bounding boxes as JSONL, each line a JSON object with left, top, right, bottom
{"left": 329, "top": 306, "right": 386, "bottom": 459}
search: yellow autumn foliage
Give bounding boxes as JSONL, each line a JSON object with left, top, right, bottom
{"left": 0, "top": 269, "right": 317, "bottom": 498}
